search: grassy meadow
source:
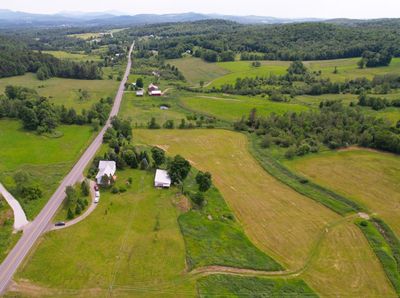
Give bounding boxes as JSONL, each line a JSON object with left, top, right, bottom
{"left": 42, "top": 50, "right": 103, "bottom": 62}
{"left": 170, "top": 56, "right": 400, "bottom": 90}
{"left": 0, "top": 73, "right": 119, "bottom": 110}
{"left": 0, "top": 196, "right": 21, "bottom": 263}
{"left": 0, "top": 120, "right": 94, "bottom": 219}
{"left": 134, "top": 129, "right": 395, "bottom": 296}
{"left": 12, "top": 170, "right": 196, "bottom": 297}
{"left": 168, "top": 57, "right": 230, "bottom": 86}
{"left": 179, "top": 94, "right": 309, "bottom": 122}
{"left": 286, "top": 148, "right": 400, "bottom": 236}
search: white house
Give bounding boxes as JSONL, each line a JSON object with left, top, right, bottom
{"left": 96, "top": 160, "right": 116, "bottom": 185}
{"left": 154, "top": 169, "right": 171, "bottom": 188}
{"left": 136, "top": 89, "right": 144, "bottom": 96}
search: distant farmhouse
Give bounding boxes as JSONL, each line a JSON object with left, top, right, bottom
{"left": 154, "top": 169, "right": 171, "bottom": 188}
{"left": 148, "top": 83, "right": 162, "bottom": 96}
{"left": 136, "top": 89, "right": 144, "bottom": 96}
{"left": 96, "top": 160, "right": 116, "bottom": 185}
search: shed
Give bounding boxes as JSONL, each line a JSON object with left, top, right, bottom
{"left": 154, "top": 169, "right": 171, "bottom": 188}
{"left": 136, "top": 89, "right": 144, "bottom": 96}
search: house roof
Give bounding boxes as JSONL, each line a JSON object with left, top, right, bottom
{"left": 96, "top": 160, "right": 116, "bottom": 179}
{"left": 155, "top": 169, "right": 171, "bottom": 185}
{"left": 148, "top": 83, "right": 159, "bottom": 90}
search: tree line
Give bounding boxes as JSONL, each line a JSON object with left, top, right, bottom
{"left": 0, "top": 35, "right": 102, "bottom": 80}
{"left": 129, "top": 20, "right": 400, "bottom": 62}
{"left": 0, "top": 85, "right": 112, "bottom": 133}
{"left": 234, "top": 101, "right": 400, "bottom": 157}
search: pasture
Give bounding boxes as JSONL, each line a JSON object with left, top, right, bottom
{"left": 0, "top": 120, "right": 94, "bottom": 219}
{"left": 179, "top": 94, "right": 309, "bottom": 122}
{"left": 286, "top": 148, "right": 400, "bottom": 236}
{"left": 134, "top": 129, "right": 393, "bottom": 296}
{"left": 168, "top": 57, "right": 230, "bottom": 86}
{"left": 0, "top": 73, "right": 119, "bottom": 110}
{"left": 170, "top": 56, "right": 400, "bottom": 89}
{"left": 120, "top": 92, "right": 190, "bottom": 127}
{"left": 42, "top": 50, "right": 102, "bottom": 62}
{"left": 0, "top": 196, "right": 20, "bottom": 263}
{"left": 13, "top": 170, "right": 196, "bottom": 297}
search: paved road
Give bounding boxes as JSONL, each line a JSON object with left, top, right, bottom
{"left": 0, "top": 42, "right": 134, "bottom": 295}
{"left": 49, "top": 181, "right": 98, "bottom": 231}
{"left": 0, "top": 183, "right": 29, "bottom": 231}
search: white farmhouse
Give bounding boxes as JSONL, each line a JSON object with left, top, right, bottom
{"left": 96, "top": 160, "right": 116, "bottom": 185}
{"left": 154, "top": 169, "right": 171, "bottom": 188}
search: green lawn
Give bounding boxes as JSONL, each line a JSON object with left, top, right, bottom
{"left": 0, "top": 73, "right": 119, "bottom": 110}
{"left": 13, "top": 170, "right": 196, "bottom": 297}
{"left": 179, "top": 94, "right": 309, "bottom": 122}
{"left": 0, "top": 120, "right": 94, "bottom": 219}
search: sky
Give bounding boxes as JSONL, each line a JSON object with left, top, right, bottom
{"left": 1, "top": 0, "right": 400, "bottom": 19}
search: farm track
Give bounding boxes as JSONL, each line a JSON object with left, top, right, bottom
{"left": 190, "top": 213, "right": 359, "bottom": 279}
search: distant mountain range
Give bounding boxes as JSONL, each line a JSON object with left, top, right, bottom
{"left": 0, "top": 9, "right": 326, "bottom": 28}
{"left": 0, "top": 9, "right": 397, "bottom": 29}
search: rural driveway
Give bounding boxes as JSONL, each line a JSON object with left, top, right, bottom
{"left": 0, "top": 41, "right": 134, "bottom": 295}
{"left": 49, "top": 181, "right": 98, "bottom": 231}
{"left": 0, "top": 183, "right": 29, "bottom": 231}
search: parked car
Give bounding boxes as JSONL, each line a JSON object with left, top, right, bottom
{"left": 55, "top": 221, "right": 65, "bottom": 227}
{"left": 94, "top": 185, "right": 99, "bottom": 191}
{"left": 94, "top": 196, "right": 99, "bottom": 203}
{"left": 95, "top": 190, "right": 100, "bottom": 203}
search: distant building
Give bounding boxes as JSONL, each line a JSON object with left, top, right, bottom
{"left": 148, "top": 83, "right": 162, "bottom": 96}
{"left": 96, "top": 161, "right": 116, "bottom": 185}
{"left": 154, "top": 169, "right": 171, "bottom": 188}
{"left": 136, "top": 89, "right": 144, "bottom": 96}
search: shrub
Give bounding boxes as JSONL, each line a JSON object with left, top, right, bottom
{"left": 111, "top": 187, "right": 119, "bottom": 194}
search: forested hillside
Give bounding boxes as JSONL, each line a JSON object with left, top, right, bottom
{"left": 0, "top": 35, "right": 102, "bottom": 79}
{"left": 131, "top": 20, "right": 400, "bottom": 61}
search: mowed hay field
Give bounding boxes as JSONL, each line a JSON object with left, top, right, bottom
{"left": 168, "top": 57, "right": 230, "bottom": 86}
{"left": 12, "top": 170, "right": 196, "bottom": 297}
{"left": 0, "top": 73, "right": 119, "bottom": 110}
{"left": 172, "top": 56, "right": 400, "bottom": 88}
{"left": 179, "top": 94, "right": 308, "bottom": 122}
{"left": 134, "top": 129, "right": 394, "bottom": 296}
{"left": 42, "top": 50, "right": 103, "bottom": 62}
{"left": 287, "top": 148, "right": 400, "bottom": 236}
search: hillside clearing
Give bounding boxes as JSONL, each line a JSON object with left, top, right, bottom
{"left": 286, "top": 149, "right": 400, "bottom": 236}
{"left": 135, "top": 129, "right": 394, "bottom": 296}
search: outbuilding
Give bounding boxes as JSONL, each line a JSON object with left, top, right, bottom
{"left": 136, "top": 89, "right": 144, "bottom": 96}
{"left": 96, "top": 160, "right": 116, "bottom": 185}
{"left": 154, "top": 169, "right": 171, "bottom": 188}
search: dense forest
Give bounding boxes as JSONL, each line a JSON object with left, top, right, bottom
{"left": 0, "top": 35, "right": 102, "bottom": 79}
{"left": 130, "top": 19, "right": 400, "bottom": 61}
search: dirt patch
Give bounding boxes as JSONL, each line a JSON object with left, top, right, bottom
{"left": 337, "top": 146, "right": 383, "bottom": 154}
{"left": 358, "top": 212, "right": 370, "bottom": 220}
{"left": 155, "top": 144, "right": 169, "bottom": 152}
{"left": 174, "top": 195, "right": 191, "bottom": 212}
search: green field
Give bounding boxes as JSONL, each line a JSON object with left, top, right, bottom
{"left": 170, "top": 56, "right": 400, "bottom": 89}
{"left": 135, "top": 129, "right": 394, "bottom": 296}
{"left": 168, "top": 57, "right": 230, "bottom": 86}
{"left": 0, "top": 196, "right": 20, "bottom": 263}
{"left": 179, "top": 94, "right": 309, "bottom": 121}
{"left": 286, "top": 148, "right": 400, "bottom": 237}
{"left": 13, "top": 170, "right": 196, "bottom": 297}
{"left": 120, "top": 92, "right": 190, "bottom": 127}
{"left": 0, "top": 73, "right": 119, "bottom": 110}
{"left": 42, "top": 50, "right": 102, "bottom": 62}
{"left": 197, "top": 275, "right": 318, "bottom": 297}
{"left": 0, "top": 120, "right": 94, "bottom": 219}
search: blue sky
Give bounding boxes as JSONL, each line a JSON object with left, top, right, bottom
{"left": 1, "top": 0, "right": 400, "bottom": 19}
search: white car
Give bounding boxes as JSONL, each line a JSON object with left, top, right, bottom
{"left": 94, "top": 191, "right": 100, "bottom": 203}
